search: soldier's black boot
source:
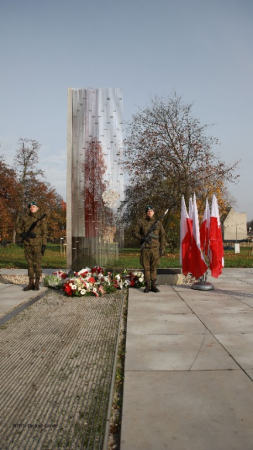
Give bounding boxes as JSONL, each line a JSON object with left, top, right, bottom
{"left": 34, "top": 278, "right": 40, "bottom": 291}
{"left": 151, "top": 279, "right": 159, "bottom": 293}
{"left": 144, "top": 281, "right": 150, "bottom": 293}
{"left": 23, "top": 278, "right": 35, "bottom": 291}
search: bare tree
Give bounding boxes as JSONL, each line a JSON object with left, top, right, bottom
{"left": 12, "top": 138, "right": 44, "bottom": 242}
{"left": 123, "top": 93, "right": 239, "bottom": 246}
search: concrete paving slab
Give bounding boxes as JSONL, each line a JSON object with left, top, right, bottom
{"left": 177, "top": 289, "right": 222, "bottom": 297}
{"left": 182, "top": 297, "right": 252, "bottom": 314}
{"left": 220, "top": 289, "right": 253, "bottom": 298}
{"left": 239, "top": 299, "right": 253, "bottom": 309}
{"left": 197, "top": 312, "right": 253, "bottom": 334}
{"left": 215, "top": 333, "right": 253, "bottom": 370}
{"left": 223, "top": 291, "right": 253, "bottom": 300}
{"left": 121, "top": 371, "right": 253, "bottom": 450}
{"left": 0, "top": 284, "right": 48, "bottom": 316}
{"left": 0, "top": 283, "right": 12, "bottom": 290}
{"left": 174, "top": 285, "right": 253, "bottom": 297}
{"left": 0, "top": 269, "right": 31, "bottom": 275}
{"left": 128, "top": 287, "right": 192, "bottom": 315}
{"left": 214, "top": 283, "right": 253, "bottom": 290}
{"left": 245, "top": 369, "right": 253, "bottom": 380}
{"left": 125, "top": 333, "right": 238, "bottom": 371}
{"left": 0, "top": 269, "right": 63, "bottom": 275}
{"left": 218, "top": 271, "right": 253, "bottom": 285}
{"left": 128, "top": 298, "right": 192, "bottom": 315}
{"left": 130, "top": 285, "right": 183, "bottom": 298}
{"left": 222, "top": 271, "right": 253, "bottom": 281}
{"left": 127, "top": 313, "right": 206, "bottom": 335}
{"left": 0, "top": 269, "right": 61, "bottom": 317}
{"left": 129, "top": 285, "right": 184, "bottom": 300}
{"left": 212, "top": 280, "right": 246, "bottom": 286}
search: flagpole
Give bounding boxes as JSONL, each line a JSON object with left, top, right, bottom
{"left": 191, "top": 196, "right": 214, "bottom": 291}
{"left": 191, "top": 273, "right": 214, "bottom": 290}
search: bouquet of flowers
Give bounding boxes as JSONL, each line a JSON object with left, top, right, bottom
{"left": 43, "top": 271, "right": 67, "bottom": 289}
{"left": 44, "top": 266, "right": 145, "bottom": 298}
{"left": 123, "top": 271, "right": 144, "bottom": 288}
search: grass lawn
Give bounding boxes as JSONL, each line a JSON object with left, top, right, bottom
{"left": 0, "top": 244, "right": 252, "bottom": 269}
{"left": 107, "top": 248, "right": 180, "bottom": 269}
{"left": 0, "top": 243, "right": 67, "bottom": 269}
{"left": 223, "top": 247, "right": 253, "bottom": 268}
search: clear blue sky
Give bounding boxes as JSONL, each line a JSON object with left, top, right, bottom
{"left": 1, "top": 0, "right": 252, "bottom": 220}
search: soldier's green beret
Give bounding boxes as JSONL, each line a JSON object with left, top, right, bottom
{"left": 145, "top": 205, "right": 154, "bottom": 212}
{"left": 28, "top": 201, "right": 38, "bottom": 207}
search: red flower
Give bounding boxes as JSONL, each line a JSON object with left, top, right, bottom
{"left": 61, "top": 273, "right": 68, "bottom": 279}
{"left": 80, "top": 271, "right": 88, "bottom": 278}
{"left": 63, "top": 284, "right": 72, "bottom": 296}
{"left": 89, "top": 277, "right": 96, "bottom": 284}
{"left": 130, "top": 280, "right": 135, "bottom": 287}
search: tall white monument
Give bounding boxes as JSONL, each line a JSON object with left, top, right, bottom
{"left": 67, "top": 88, "right": 124, "bottom": 270}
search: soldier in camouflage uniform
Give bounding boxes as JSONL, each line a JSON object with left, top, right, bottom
{"left": 17, "top": 202, "right": 47, "bottom": 291}
{"left": 132, "top": 205, "right": 166, "bottom": 293}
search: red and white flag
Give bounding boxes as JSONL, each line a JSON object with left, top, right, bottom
{"left": 190, "top": 194, "right": 208, "bottom": 278}
{"left": 180, "top": 196, "right": 193, "bottom": 276}
{"left": 209, "top": 195, "right": 224, "bottom": 278}
{"left": 200, "top": 198, "right": 210, "bottom": 256}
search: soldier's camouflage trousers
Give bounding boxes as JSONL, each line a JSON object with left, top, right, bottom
{"left": 140, "top": 248, "right": 160, "bottom": 281}
{"left": 24, "top": 244, "right": 42, "bottom": 278}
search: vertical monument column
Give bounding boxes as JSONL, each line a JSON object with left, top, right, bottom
{"left": 67, "top": 88, "right": 124, "bottom": 270}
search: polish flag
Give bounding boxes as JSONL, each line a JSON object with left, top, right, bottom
{"left": 180, "top": 196, "right": 193, "bottom": 275}
{"left": 190, "top": 194, "right": 208, "bottom": 278}
{"left": 209, "top": 195, "right": 224, "bottom": 278}
{"left": 200, "top": 198, "right": 210, "bottom": 256}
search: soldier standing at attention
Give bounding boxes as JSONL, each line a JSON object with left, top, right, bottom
{"left": 17, "top": 202, "right": 47, "bottom": 291}
{"left": 132, "top": 205, "right": 166, "bottom": 293}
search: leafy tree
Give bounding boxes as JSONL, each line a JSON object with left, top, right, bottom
{"left": 23, "top": 177, "right": 66, "bottom": 241}
{"left": 0, "top": 157, "right": 20, "bottom": 241}
{"left": 123, "top": 93, "right": 239, "bottom": 248}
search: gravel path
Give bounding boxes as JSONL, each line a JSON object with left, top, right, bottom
{"left": 0, "top": 289, "right": 125, "bottom": 450}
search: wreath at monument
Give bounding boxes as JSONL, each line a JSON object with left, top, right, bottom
{"left": 44, "top": 266, "right": 145, "bottom": 297}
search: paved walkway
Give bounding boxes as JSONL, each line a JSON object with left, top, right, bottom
{"left": 121, "top": 268, "right": 253, "bottom": 450}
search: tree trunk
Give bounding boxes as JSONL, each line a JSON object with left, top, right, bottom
{"left": 12, "top": 228, "right": 16, "bottom": 244}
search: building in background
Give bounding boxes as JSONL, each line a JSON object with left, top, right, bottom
{"left": 222, "top": 208, "right": 247, "bottom": 242}
{"left": 67, "top": 88, "right": 124, "bottom": 270}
